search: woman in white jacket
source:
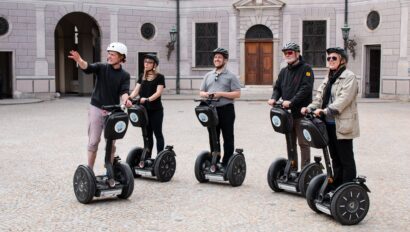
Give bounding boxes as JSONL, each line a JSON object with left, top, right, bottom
{"left": 301, "top": 47, "right": 359, "bottom": 187}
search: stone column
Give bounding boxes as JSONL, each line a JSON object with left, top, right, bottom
{"left": 398, "top": 2, "right": 409, "bottom": 77}
{"left": 78, "top": 33, "right": 94, "bottom": 94}
{"left": 273, "top": 38, "right": 279, "bottom": 83}
{"left": 35, "top": 5, "right": 48, "bottom": 76}
{"left": 335, "top": 10, "right": 345, "bottom": 47}
{"left": 110, "top": 7, "right": 119, "bottom": 42}
{"left": 239, "top": 39, "right": 245, "bottom": 84}
{"left": 229, "top": 12, "right": 239, "bottom": 78}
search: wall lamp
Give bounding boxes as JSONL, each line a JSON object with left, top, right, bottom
{"left": 166, "top": 26, "right": 177, "bottom": 60}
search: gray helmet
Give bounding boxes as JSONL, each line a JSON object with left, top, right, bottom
{"left": 144, "top": 53, "right": 159, "bottom": 65}
{"left": 326, "top": 47, "right": 348, "bottom": 62}
{"left": 282, "top": 42, "right": 300, "bottom": 52}
{"left": 212, "top": 47, "right": 229, "bottom": 59}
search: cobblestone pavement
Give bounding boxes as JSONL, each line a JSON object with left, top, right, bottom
{"left": 0, "top": 97, "right": 409, "bottom": 231}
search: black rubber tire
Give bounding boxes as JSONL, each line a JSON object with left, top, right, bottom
{"left": 298, "top": 163, "right": 323, "bottom": 197}
{"left": 227, "top": 154, "right": 246, "bottom": 187}
{"left": 73, "top": 165, "right": 96, "bottom": 204}
{"left": 154, "top": 150, "right": 176, "bottom": 182}
{"left": 266, "top": 158, "right": 287, "bottom": 192}
{"left": 114, "top": 162, "right": 134, "bottom": 199}
{"left": 126, "top": 147, "right": 143, "bottom": 178}
{"left": 331, "top": 184, "right": 370, "bottom": 225}
{"left": 306, "top": 174, "right": 327, "bottom": 213}
{"left": 194, "top": 151, "right": 211, "bottom": 183}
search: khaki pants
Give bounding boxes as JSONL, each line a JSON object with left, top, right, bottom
{"left": 87, "top": 105, "right": 116, "bottom": 154}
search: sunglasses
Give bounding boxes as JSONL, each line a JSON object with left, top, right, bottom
{"left": 215, "top": 72, "right": 220, "bottom": 81}
{"left": 283, "top": 51, "right": 295, "bottom": 56}
{"left": 326, "top": 56, "right": 338, "bottom": 61}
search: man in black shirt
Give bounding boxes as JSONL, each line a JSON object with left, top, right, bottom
{"left": 68, "top": 42, "right": 132, "bottom": 171}
{"left": 268, "top": 42, "right": 314, "bottom": 169}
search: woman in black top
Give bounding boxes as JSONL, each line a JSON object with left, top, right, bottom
{"left": 129, "top": 54, "right": 166, "bottom": 155}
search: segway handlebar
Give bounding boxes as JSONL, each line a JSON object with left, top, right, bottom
{"left": 101, "top": 104, "right": 126, "bottom": 112}
{"left": 194, "top": 94, "right": 220, "bottom": 102}
{"left": 304, "top": 110, "right": 324, "bottom": 119}
{"left": 273, "top": 100, "right": 283, "bottom": 107}
{"left": 128, "top": 97, "right": 142, "bottom": 105}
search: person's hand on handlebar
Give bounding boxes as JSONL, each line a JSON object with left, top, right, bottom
{"left": 140, "top": 97, "right": 150, "bottom": 104}
{"left": 267, "top": 98, "right": 276, "bottom": 106}
{"left": 282, "top": 100, "right": 291, "bottom": 108}
{"left": 313, "top": 109, "right": 325, "bottom": 117}
{"left": 200, "top": 91, "right": 210, "bottom": 98}
{"left": 301, "top": 107, "right": 310, "bottom": 115}
{"left": 124, "top": 98, "right": 133, "bottom": 108}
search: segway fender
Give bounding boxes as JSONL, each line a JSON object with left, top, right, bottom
{"left": 334, "top": 181, "right": 371, "bottom": 194}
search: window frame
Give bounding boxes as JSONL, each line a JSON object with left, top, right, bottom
{"left": 301, "top": 19, "right": 329, "bottom": 68}
{"left": 192, "top": 22, "right": 220, "bottom": 68}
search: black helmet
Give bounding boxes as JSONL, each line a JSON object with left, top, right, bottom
{"left": 282, "top": 42, "right": 300, "bottom": 52}
{"left": 326, "top": 47, "right": 348, "bottom": 62}
{"left": 144, "top": 53, "right": 159, "bottom": 65}
{"left": 212, "top": 47, "right": 229, "bottom": 59}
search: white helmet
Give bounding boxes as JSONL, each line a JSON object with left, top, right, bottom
{"left": 107, "top": 42, "right": 127, "bottom": 57}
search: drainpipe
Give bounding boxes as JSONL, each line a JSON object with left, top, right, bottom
{"left": 343, "top": 0, "right": 349, "bottom": 50}
{"left": 344, "top": 0, "right": 348, "bottom": 26}
{"left": 176, "top": 0, "right": 180, "bottom": 94}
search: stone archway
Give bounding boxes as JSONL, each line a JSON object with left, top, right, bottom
{"left": 54, "top": 12, "right": 100, "bottom": 95}
{"left": 245, "top": 24, "right": 273, "bottom": 85}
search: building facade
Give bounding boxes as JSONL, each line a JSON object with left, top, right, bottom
{"left": 0, "top": 0, "right": 409, "bottom": 100}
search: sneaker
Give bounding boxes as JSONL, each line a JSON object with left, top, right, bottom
{"left": 107, "top": 178, "right": 116, "bottom": 188}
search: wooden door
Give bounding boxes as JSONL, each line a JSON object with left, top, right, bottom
{"left": 245, "top": 42, "right": 273, "bottom": 85}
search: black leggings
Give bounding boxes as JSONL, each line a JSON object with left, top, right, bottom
{"left": 208, "top": 104, "right": 235, "bottom": 165}
{"left": 326, "top": 124, "right": 357, "bottom": 186}
{"left": 147, "top": 109, "right": 165, "bottom": 154}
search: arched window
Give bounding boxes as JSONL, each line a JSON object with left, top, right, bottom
{"left": 245, "top": 24, "right": 273, "bottom": 39}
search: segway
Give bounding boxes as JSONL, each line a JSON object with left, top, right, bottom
{"left": 267, "top": 102, "right": 323, "bottom": 196}
{"left": 301, "top": 112, "right": 370, "bottom": 225}
{"left": 126, "top": 98, "right": 176, "bottom": 182}
{"left": 193, "top": 95, "right": 246, "bottom": 187}
{"left": 73, "top": 104, "right": 134, "bottom": 204}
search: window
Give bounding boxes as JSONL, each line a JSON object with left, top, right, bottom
{"left": 302, "top": 21, "right": 327, "bottom": 67}
{"left": 141, "top": 23, "right": 156, "bottom": 40}
{"left": 0, "top": 17, "right": 9, "bottom": 36}
{"left": 195, "top": 23, "right": 218, "bottom": 67}
{"left": 367, "top": 11, "right": 380, "bottom": 30}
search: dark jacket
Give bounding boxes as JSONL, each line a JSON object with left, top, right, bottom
{"left": 83, "top": 63, "right": 130, "bottom": 109}
{"left": 271, "top": 56, "right": 314, "bottom": 118}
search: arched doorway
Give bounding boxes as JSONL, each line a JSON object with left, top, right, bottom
{"left": 245, "top": 24, "right": 273, "bottom": 85}
{"left": 54, "top": 12, "right": 100, "bottom": 95}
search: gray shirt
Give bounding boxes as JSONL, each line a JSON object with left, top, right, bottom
{"left": 200, "top": 68, "right": 241, "bottom": 107}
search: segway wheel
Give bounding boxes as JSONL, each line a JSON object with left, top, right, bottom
{"left": 126, "top": 147, "right": 143, "bottom": 178}
{"left": 305, "top": 174, "right": 327, "bottom": 213}
{"left": 114, "top": 162, "right": 134, "bottom": 199}
{"left": 266, "top": 158, "right": 287, "bottom": 192}
{"left": 227, "top": 154, "right": 246, "bottom": 187}
{"left": 73, "top": 165, "right": 96, "bottom": 204}
{"left": 154, "top": 150, "right": 176, "bottom": 182}
{"left": 298, "top": 163, "right": 323, "bottom": 197}
{"left": 194, "top": 151, "right": 211, "bottom": 183}
{"left": 330, "top": 184, "right": 370, "bottom": 225}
